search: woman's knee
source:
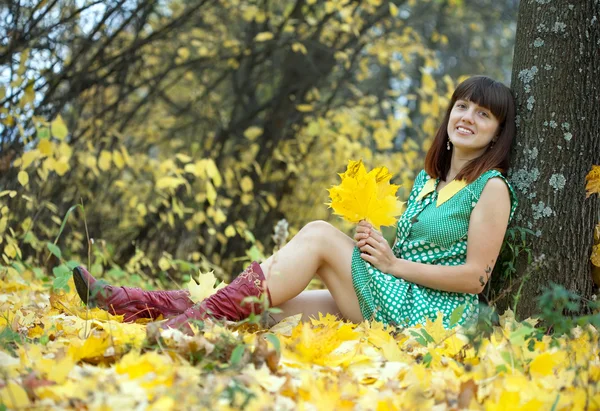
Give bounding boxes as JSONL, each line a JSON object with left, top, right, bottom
{"left": 299, "top": 220, "right": 336, "bottom": 241}
{"left": 299, "top": 220, "right": 354, "bottom": 262}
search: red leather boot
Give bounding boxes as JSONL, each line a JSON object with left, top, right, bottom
{"left": 72, "top": 266, "right": 194, "bottom": 322}
{"left": 150, "top": 262, "right": 271, "bottom": 335}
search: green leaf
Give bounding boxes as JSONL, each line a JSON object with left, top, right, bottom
{"left": 246, "top": 245, "right": 265, "bottom": 262}
{"left": 420, "top": 329, "right": 436, "bottom": 344}
{"left": 32, "top": 267, "right": 44, "bottom": 279}
{"left": 264, "top": 333, "right": 281, "bottom": 354}
{"left": 53, "top": 273, "right": 70, "bottom": 291}
{"left": 500, "top": 350, "right": 513, "bottom": 365}
{"left": 53, "top": 204, "right": 83, "bottom": 245}
{"left": 37, "top": 126, "right": 51, "bottom": 140}
{"left": 107, "top": 266, "right": 127, "bottom": 279}
{"left": 230, "top": 344, "right": 246, "bottom": 366}
{"left": 46, "top": 242, "right": 62, "bottom": 259}
{"left": 244, "top": 230, "right": 256, "bottom": 243}
{"left": 409, "top": 330, "right": 427, "bottom": 346}
{"left": 449, "top": 304, "right": 465, "bottom": 327}
{"left": 11, "top": 261, "right": 25, "bottom": 273}
{"left": 65, "top": 260, "right": 80, "bottom": 269}
{"left": 509, "top": 323, "right": 534, "bottom": 346}
{"left": 23, "top": 231, "right": 37, "bottom": 244}
{"left": 91, "top": 263, "right": 103, "bottom": 276}
{"left": 422, "top": 352, "right": 433, "bottom": 367}
{"left": 53, "top": 264, "right": 70, "bottom": 277}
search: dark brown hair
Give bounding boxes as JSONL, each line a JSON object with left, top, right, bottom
{"left": 424, "top": 75, "right": 516, "bottom": 183}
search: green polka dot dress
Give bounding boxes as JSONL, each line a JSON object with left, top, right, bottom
{"left": 351, "top": 169, "right": 518, "bottom": 329}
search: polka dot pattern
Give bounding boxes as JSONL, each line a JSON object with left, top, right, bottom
{"left": 351, "top": 169, "right": 518, "bottom": 329}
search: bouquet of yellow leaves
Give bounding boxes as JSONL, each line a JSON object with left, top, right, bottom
{"left": 327, "top": 160, "right": 404, "bottom": 230}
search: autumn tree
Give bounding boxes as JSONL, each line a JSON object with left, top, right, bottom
{"left": 1, "top": 0, "right": 519, "bottom": 284}
{"left": 1, "top": 0, "right": 449, "bottom": 279}
{"left": 500, "top": 0, "right": 600, "bottom": 317}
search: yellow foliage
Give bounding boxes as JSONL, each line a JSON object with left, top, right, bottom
{"left": 295, "top": 104, "right": 313, "bottom": 112}
{"left": 327, "top": 160, "right": 404, "bottom": 230}
{"left": 0, "top": 381, "right": 30, "bottom": 408}
{"left": 240, "top": 175, "right": 254, "bottom": 192}
{"left": 50, "top": 115, "right": 68, "bottom": 140}
{"left": 254, "top": 32, "right": 274, "bottom": 42}
{"left": 98, "top": 150, "right": 112, "bottom": 171}
{"left": 586, "top": 165, "right": 600, "bottom": 198}
{"left": 20, "top": 149, "right": 40, "bottom": 169}
{"left": 1, "top": 267, "right": 599, "bottom": 409}
{"left": 38, "top": 139, "right": 53, "bottom": 156}
{"left": 244, "top": 126, "right": 263, "bottom": 140}
{"left": 292, "top": 42, "right": 307, "bottom": 54}
{"left": 528, "top": 350, "right": 567, "bottom": 377}
{"left": 591, "top": 243, "right": 600, "bottom": 268}
{"left": 113, "top": 149, "right": 125, "bottom": 169}
{"left": 186, "top": 270, "right": 227, "bottom": 303}
{"left": 17, "top": 170, "right": 29, "bottom": 186}
{"left": 156, "top": 176, "right": 187, "bottom": 190}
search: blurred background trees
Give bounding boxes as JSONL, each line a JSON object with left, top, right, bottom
{"left": 1, "top": 0, "right": 518, "bottom": 284}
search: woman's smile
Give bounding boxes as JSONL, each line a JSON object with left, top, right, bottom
{"left": 447, "top": 99, "right": 499, "bottom": 153}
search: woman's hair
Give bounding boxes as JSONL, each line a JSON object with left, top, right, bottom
{"left": 424, "top": 75, "right": 516, "bottom": 182}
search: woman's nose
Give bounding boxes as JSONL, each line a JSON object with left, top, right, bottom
{"left": 461, "top": 108, "right": 475, "bottom": 123}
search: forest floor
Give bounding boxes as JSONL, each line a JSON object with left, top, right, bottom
{"left": 0, "top": 268, "right": 599, "bottom": 410}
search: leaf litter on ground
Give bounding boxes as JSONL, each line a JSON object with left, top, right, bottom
{"left": 0, "top": 268, "right": 599, "bottom": 410}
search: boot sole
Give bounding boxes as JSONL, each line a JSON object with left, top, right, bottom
{"left": 72, "top": 267, "right": 90, "bottom": 305}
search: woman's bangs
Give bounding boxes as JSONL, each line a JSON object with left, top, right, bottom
{"left": 453, "top": 77, "right": 509, "bottom": 121}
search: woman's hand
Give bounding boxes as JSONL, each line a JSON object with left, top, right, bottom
{"left": 355, "top": 221, "right": 397, "bottom": 273}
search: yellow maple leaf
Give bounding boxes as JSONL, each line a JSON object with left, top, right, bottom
{"left": 586, "top": 165, "right": 600, "bottom": 198}
{"left": 116, "top": 351, "right": 175, "bottom": 388}
{"left": 0, "top": 381, "right": 31, "bottom": 408}
{"left": 528, "top": 350, "right": 567, "bottom": 377}
{"left": 591, "top": 243, "right": 600, "bottom": 267}
{"left": 187, "top": 270, "right": 227, "bottom": 303}
{"left": 326, "top": 160, "right": 404, "bottom": 229}
{"left": 269, "top": 313, "right": 302, "bottom": 337}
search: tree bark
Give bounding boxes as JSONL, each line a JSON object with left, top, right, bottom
{"left": 507, "top": 0, "right": 600, "bottom": 318}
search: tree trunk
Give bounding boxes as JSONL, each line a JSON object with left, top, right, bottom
{"left": 506, "top": 0, "right": 600, "bottom": 319}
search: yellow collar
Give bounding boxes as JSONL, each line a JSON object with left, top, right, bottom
{"left": 416, "top": 177, "right": 468, "bottom": 206}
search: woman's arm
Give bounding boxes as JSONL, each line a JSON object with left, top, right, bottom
{"left": 357, "top": 177, "right": 511, "bottom": 294}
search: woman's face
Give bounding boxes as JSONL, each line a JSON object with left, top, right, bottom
{"left": 446, "top": 99, "right": 500, "bottom": 155}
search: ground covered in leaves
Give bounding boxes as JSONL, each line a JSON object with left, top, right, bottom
{"left": 1, "top": 268, "right": 599, "bottom": 410}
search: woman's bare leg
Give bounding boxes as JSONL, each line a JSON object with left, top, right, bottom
{"left": 271, "top": 289, "right": 341, "bottom": 322}
{"left": 261, "top": 220, "right": 363, "bottom": 323}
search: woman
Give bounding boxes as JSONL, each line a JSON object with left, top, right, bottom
{"left": 73, "top": 75, "right": 517, "bottom": 333}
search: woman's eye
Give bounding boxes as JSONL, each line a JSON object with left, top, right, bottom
{"left": 480, "top": 111, "right": 489, "bottom": 117}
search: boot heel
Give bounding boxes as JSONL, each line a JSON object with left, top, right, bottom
{"left": 72, "top": 267, "right": 91, "bottom": 305}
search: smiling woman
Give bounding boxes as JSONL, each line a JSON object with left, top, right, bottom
{"left": 72, "top": 75, "right": 518, "bottom": 334}
{"left": 425, "top": 75, "right": 517, "bottom": 185}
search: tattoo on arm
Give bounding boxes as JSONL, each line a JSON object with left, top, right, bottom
{"left": 479, "top": 264, "right": 494, "bottom": 288}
